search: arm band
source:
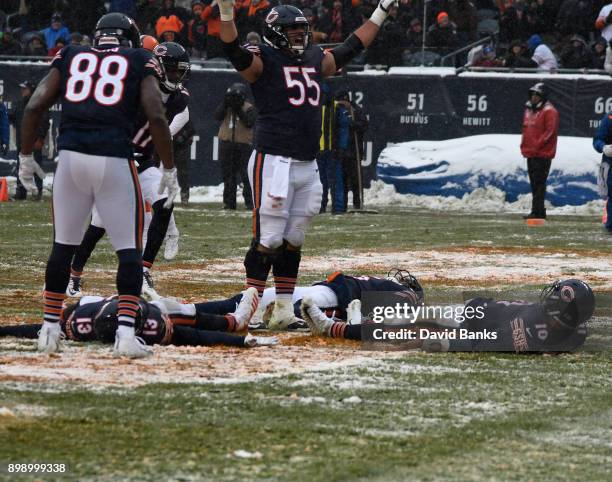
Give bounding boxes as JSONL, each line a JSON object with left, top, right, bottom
{"left": 330, "top": 34, "right": 365, "bottom": 69}
{"left": 222, "top": 37, "right": 254, "bottom": 72}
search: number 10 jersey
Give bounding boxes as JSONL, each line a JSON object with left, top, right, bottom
{"left": 51, "top": 44, "right": 162, "bottom": 159}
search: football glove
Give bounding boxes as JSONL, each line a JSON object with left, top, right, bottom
{"left": 370, "top": 0, "right": 399, "bottom": 26}
{"left": 158, "top": 167, "right": 179, "bottom": 209}
{"left": 603, "top": 144, "right": 612, "bottom": 157}
{"left": 218, "top": 0, "right": 235, "bottom": 21}
{"left": 244, "top": 333, "right": 279, "bottom": 347}
{"left": 18, "top": 153, "right": 45, "bottom": 195}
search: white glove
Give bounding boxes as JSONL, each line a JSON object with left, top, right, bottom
{"left": 18, "top": 153, "right": 46, "bottom": 195}
{"left": 370, "top": 0, "right": 398, "bottom": 26}
{"left": 158, "top": 167, "right": 179, "bottom": 209}
{"left": 218, "top": 0, "right": 235, "bottom": 21}
{"left": 244, "top": 333, "right": 279, "bottom": 347}
{"left": 603, "top": 144, "right": 612, "bottom": 157}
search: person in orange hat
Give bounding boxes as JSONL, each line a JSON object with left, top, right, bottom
{"left": 426, "top": 10, "right": 459, "bottom": 56}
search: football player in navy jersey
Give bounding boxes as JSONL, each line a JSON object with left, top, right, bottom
{"left": 66, "top": 41, "right": 192, "bottom": 301}
{"left": 218, "top": 0, "right": 397, "bottom": 330}
{"left": 301, "top": 279, "right": 595, "bottom": 353}
{"left": 0, "top": 287, "right": 277, "bottom": 348}
{"left": 18, "top": 13, "right": 180, "bottom": 358}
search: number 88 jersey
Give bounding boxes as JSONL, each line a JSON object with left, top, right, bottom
{"left": 51, "top": 44, "right": 162, "bottom": 159}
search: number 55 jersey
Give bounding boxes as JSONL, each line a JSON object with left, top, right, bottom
{"left": 249, "top": 43, "right": 325, "bottom": 161}
{"left": 51, "top": 44, "right": 162, "bottom": 159}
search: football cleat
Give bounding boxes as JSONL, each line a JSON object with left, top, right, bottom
{"left": 164, "top": 233, "right": 179, "bottom": 261}
{"left": 37, "top": 321, "right": 63, "bottom": 353}
{"left": 231, "top": 288, "right": 259, "bottom": 332}
{"left": 267, "top": 298, "right": 297, "bottom": 330}
{"left": 141, "top": 270, "right": 160, "bottom": 301}
{"left": 66, "top": 276, "right": 83, "bottom": 298}
{"left": 113, "top": 332, "right": 153, "bottom": 358}
{"left": 301, "top": 297, "right": 334, "bottom": 336}
{"left": 346, "top": 299, "right": 362, "bottom": 325}
{"left": 248, "top": 304, "right": 267, "bottom": 330}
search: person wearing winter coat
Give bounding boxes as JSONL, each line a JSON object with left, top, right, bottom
{"left": 520, "top": 83, "right": 559, "bottom": 219}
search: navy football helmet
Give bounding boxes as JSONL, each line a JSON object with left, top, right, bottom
{"left": 153, "top": 41, "right": 190, "bottom": 93}
{"left": 387, "top": 268, "right": 424, "bottom": 304}
{"left": 528, "top": 82, "right": 548, "bottom": 101}
{"left": 94, "top": 13, "right": 141, "bottom": 48}
{"left": 263, "top": 5, "right": 310, "bottom": 56}
{"left": 540, "top": 279, "right": 595, "bottom": 328}
{"left": 93, "top": 299, "right": 148, "bottom": 343}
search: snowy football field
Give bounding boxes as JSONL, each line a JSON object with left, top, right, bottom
{"left": 1, "top": 198, "right": 611, "bottom": 481}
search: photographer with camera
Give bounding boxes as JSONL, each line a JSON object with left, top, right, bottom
{"left": 214, "top": 83, "right": 256, "bottom": 210}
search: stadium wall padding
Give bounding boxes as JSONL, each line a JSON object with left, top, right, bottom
{"left": 1, "top": 64, "right": 610, "bottom": 187}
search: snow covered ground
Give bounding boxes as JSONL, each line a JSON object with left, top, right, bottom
{"left": 377, "top": 134, "right": 602, "bottom": 207}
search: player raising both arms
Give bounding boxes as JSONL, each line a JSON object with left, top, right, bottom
{"left": 219, "top": 0, "right": 397, "bottom": 330}
{"left": 19, "top": 13, "right": 179, "bottom": 358}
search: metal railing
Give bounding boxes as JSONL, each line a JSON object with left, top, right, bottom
{"left": 440, "top": 35, "right": 495, "bottom": 67}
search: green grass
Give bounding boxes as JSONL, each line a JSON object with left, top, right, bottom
{"left": 1, "top": 200, "right": 611, "bottom": 481}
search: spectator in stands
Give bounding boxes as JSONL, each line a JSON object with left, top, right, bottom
{"left": 24, "top": 33, "right": 47, "bottom": 56}
{"left": 472, "top": 44, "right": 503, "bottom": 66}
{"left": 158, "top": 0, "right": 190, "bottom": 24}
{"left": 69, "top": 32, "right": 83, "bottom": 46}
{"left": 520, "top": 82, "right": 559, "bottom": 220}
{"left": 560, "top": 34, "right": 593, "bottom": 69}
{"left": 520, "top": 4, "right": 543, "bottom": 39}
{"left": 0, "top": 29, "right": 23, "bottom": 55}
{"left": 503, "top": 39, "right": 534, "bottom": 67}
{"left": 499, "top": 6, "right": 526, "bottom": 43}
{"left": 556, "top": 0, "right": 593, "bottom": 39}
{"left": 156, "top": 10, "right": 185, "bottom": 44}
{"left": 81, "top": 35, "right": 92, "bottom": 46}
{"left": 236, "top": 0, "right": 270, "bottom": 40}
{"left": 303, "top": 8, "right": 328, "bottom": 43}
{"left": 405, "top": 17, "right": 424, "bottom": 53}
{"left": 379, "top": 5, "right": 405, "bottom": 66}
{"left": 591, "top": 37, "right": 608, "bottom": 69}
{"left": 137, "top": 0, "right": 162, "bottom": 35}
{"left": 201, "top": 0, "right": 222, "bottom": 59}
{"left": 427, "top": 11, "right": 459, "bottom": 56}
{"left": 187, "top": 0, "right": 207, "bottom": 57}
{"left": 48, "top": 37, "right": 66, "bottom": 57}
{"left": 41, "top": 13, "right": 70, "bottom": 52}
{"left": 527, "top": 34, "right": 557, "bottom": 71}
{"left": 595, "top": 2, "right": 612, "bottom": 42}
{"left": 317, "top": 4, "right": 334, "bottom": 40}
{"left": 446, "top": 0, "right": 478, "bottom": 45}
{"left": 328, "top": 0, "right": 344, "bottom": 43}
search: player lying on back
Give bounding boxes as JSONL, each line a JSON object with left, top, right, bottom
{"left": 301, "top": 279, "right": 595, "bottom": 353}
{"left": 66, "top": 40, "right": 191, "bottom": 301}
{"left": 0, "top": 288, "right": 277, "bottom": 349}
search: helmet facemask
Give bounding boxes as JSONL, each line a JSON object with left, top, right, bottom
{"left": 283, "top": 23, "right": 310, "bottom": 56}
{"left": 158, "top": 58, "right": 190, "bottom": 92}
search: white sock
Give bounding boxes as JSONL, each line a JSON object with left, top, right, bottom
{"left": 116, "top": 325, "right": 134, "bottom": 338}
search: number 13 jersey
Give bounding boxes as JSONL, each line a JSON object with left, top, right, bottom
{"left": 51, "top": 44, "right": 162, "bottom": 159}
{"left": 249, "top": 43, "right": 325, "bottom": 161}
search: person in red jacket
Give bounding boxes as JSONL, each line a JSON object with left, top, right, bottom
{"left": 520, "top": 82, "right": 559, "bottom": 219}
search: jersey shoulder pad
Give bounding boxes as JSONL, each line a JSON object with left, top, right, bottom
{"left": 50, "top": 44, "right": 75, "bottom": 70}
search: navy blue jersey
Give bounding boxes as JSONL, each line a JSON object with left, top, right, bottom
{"left": 456, "top": 298, "right": 587, "bottom": 352}
{"left": 51, "top": 44, "right": 161, "bottom": 159}
{"left": 316, "top": 272, "right": 412, "bottom": 309}
{"left": 133, "top": 87, "right": 190, "bottom": 173}
{"left": 249, "top": 43, "right": 325, "bottom": 160}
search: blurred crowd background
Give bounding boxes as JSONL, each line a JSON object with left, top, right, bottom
{"left": 0, "top": 0, "right": 611, "bottom": 68}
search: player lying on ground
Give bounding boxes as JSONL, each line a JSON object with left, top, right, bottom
{"left": 301, "top": 279, "right": 595, "bottom": 352}
{"left": 219, "top": 0, "right": 398, "bottom": 330}
{"left": 19, "top": 13, "right": 180, "bottom": 358}
{"left": 0, "top": 288, "right": 277, "bottom": 349}
{"left": 66, "top": 41, "right": 191, "bottom": 301}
